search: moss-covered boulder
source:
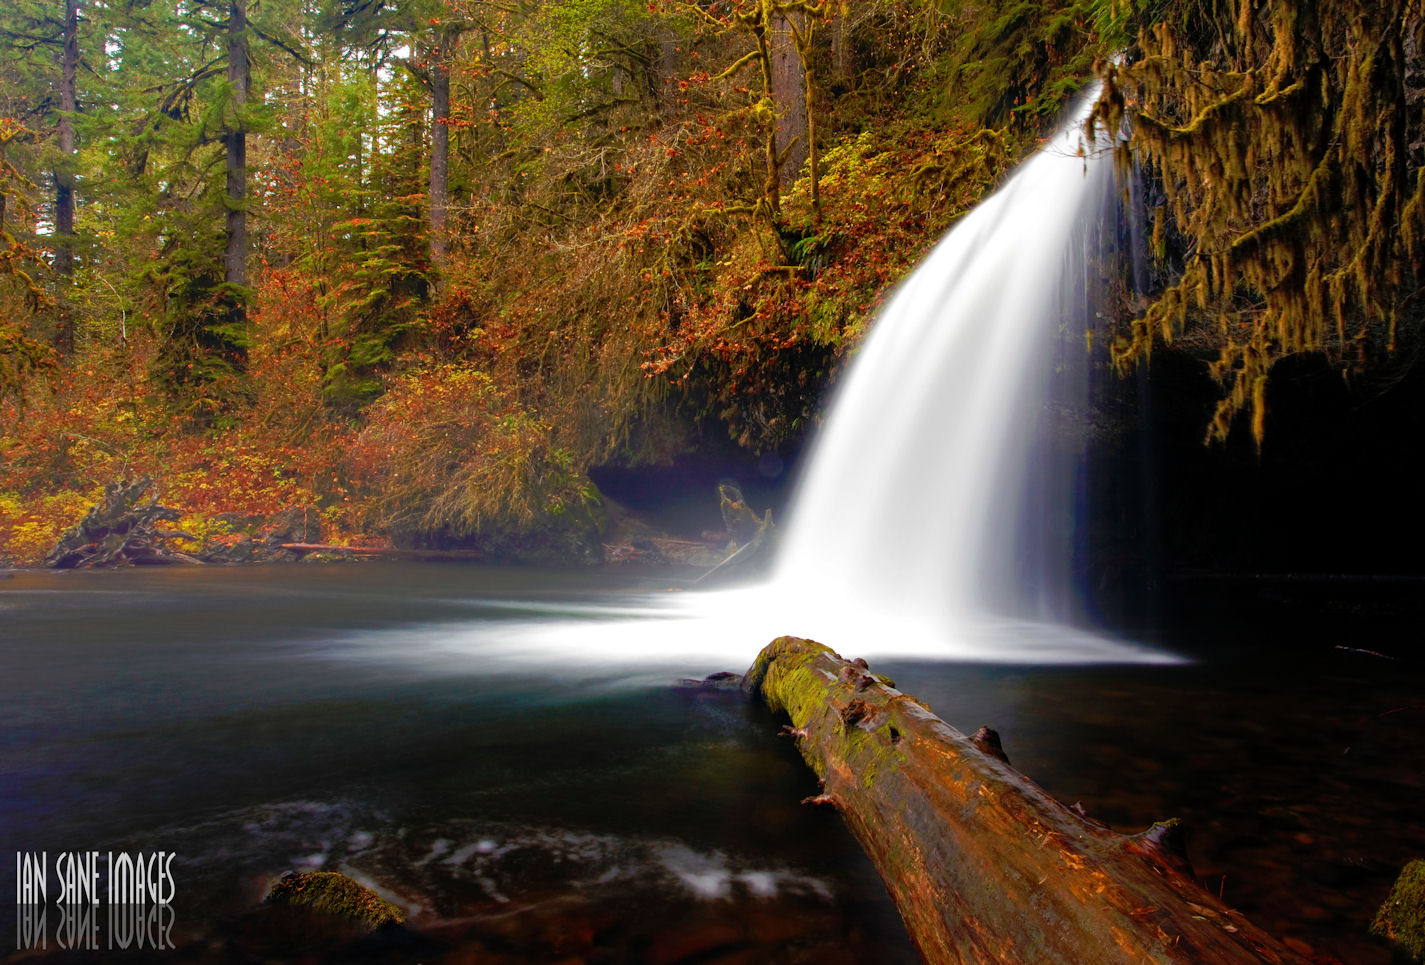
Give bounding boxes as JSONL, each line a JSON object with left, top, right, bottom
{"left": 1373, "top": 860, "right": 1425, "bottom": 961}
{"left": 264, "top": 871, "right": 404, "bottom": 930}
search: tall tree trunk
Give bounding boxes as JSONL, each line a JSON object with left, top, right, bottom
{"left": 789, "top": 13, "right": 822, "bottom": 223}
{"left": 771, "top": 10, "right": 807, "bottom": 188}
{"left": 751, "top": 10, "right": 779, "bottom": 218}
{"left": 224, "top": 0, "right": 249, "bottom": 338}
{"left": 428, "top": 28, "right": 453, "bottom": 266}
{"left": 53, "top": 0, "right": 79, "bottom": 355}
{"left": 831, "top": 1, "right": 853, "bottom": 86}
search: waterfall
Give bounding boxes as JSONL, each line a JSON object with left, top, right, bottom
{"left": 392, "top": 84, "right": 1179, "bottom": 675}
{"left": 743, "top": 85, "right": 1161, "bottom": 660}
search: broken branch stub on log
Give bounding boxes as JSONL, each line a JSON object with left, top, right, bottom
{"left": 742, "top": 636, "right": 1308, "bottom": 965}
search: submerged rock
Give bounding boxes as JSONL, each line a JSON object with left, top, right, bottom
{"left": 264, "top": 870, "right": 404, "bottom": 930}
{"left": 1372, "top": 859, "right": 1425, "bottom": 960}
{"left": 677, "top": 671, "right": 743, "bottom": 690}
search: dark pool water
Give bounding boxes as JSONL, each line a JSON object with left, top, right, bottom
{"left": 1, "top": 563, "right": 1421, "bottom": 963}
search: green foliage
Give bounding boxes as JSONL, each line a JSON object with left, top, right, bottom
{"left": 510, "top": 0, "right": 660, "bottom": 140}
{"left": 938, "top": 0, "right": 1099, "bottom": 130}
{"left": 1082, "top": 0, "right": 1164, "bottom": 52}
{"left": 318, "top": 220, "right": 430, "bottom": 411}
{"left": 316, "top": 68, "right": 434, "bottom": 412}
{"left": 150, "top": 246, "right": 252, "bottom": 420}
{"left": 16, "top": 0, "right": 1405, "bottom": 562}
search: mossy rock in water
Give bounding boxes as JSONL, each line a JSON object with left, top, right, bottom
{"left": 265, "top": 871, "right": 404, "bottom": 930}
{"left": 1373, "top": 859, "right": 1425, "bottom": 961}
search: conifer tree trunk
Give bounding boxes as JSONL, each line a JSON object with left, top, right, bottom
{"left": 771, "top": 10, "right": 807, "bottom": 188}
{"left": 831, "top": 1, "right": 852, "bottom": 84}
{"left": 225, "top": 0, "right": 249, "bottom": 330}
{"left": 429, "top": 28, "right": 453, "bottom": 266}
{"left": 53, "top": 0, "right": 78, "bottom": 355}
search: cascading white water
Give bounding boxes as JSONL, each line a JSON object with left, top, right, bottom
{"left": 761, "top": 88, "right": 1118, "bottom": 650}
{"left": 339, "top": 85, "right": 1180, "bottom": 676}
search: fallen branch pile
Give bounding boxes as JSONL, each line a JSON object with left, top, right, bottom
{"left": 46, "top": 477, "right": 201, "bottom": 568}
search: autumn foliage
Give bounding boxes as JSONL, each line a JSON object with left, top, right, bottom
{"left": 0, "top": 0, "right": 1132, "bottom": 565}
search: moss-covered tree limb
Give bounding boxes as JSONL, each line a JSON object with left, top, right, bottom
{"left": 743, "top": 636, "right": 1310, "bottom": 965}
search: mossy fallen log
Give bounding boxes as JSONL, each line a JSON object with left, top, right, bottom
{"left": 1373, "top": 859, "right": 1425, "bottom": 962}
{"left": 742, "top": 636, "right": 1309, "bottom": 965}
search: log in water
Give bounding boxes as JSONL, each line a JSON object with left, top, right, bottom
{"left": 744, "top": 636, "right": 1310, "bottom": 964}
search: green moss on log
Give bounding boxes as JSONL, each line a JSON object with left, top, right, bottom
{"left": 1373, "top": 859, "right": 1425, "bottom": 961}
{"left": 741, "top": 636, "right": 1306, "bottom": 964}
{"left": 743, "top": 636, "right": 909, "bottom": 792}
{"left": 741, "top": 635, "right": 838, "bottom": 722}
{"left": 265, "top": 871, "right": 404, "bottom": 930}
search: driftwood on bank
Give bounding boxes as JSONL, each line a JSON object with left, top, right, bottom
{"left": 694, "top": 481, "right": 777, "bottom": 584}
{"left": 742, "top": 636, "right": 1309, "bottom": 965}
{"left": 279, "top": 542, "right": 485, "bottom": 561}
{"left": 46, "top": 477, "right": 201, "bottom": 568}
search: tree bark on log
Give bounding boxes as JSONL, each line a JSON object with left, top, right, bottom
{"left": 742, "top": 636, "right": 1309, "bottom": 965}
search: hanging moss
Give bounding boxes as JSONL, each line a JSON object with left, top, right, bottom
{"left": 1093, "top": 0, "right": 1425, "bottom": 446}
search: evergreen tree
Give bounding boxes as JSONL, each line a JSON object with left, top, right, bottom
{"left": 0, "top": 0, "right": 83, "bottom": 352}
{"left": 95, "top": 0, "right": 307, "bottom": 416}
